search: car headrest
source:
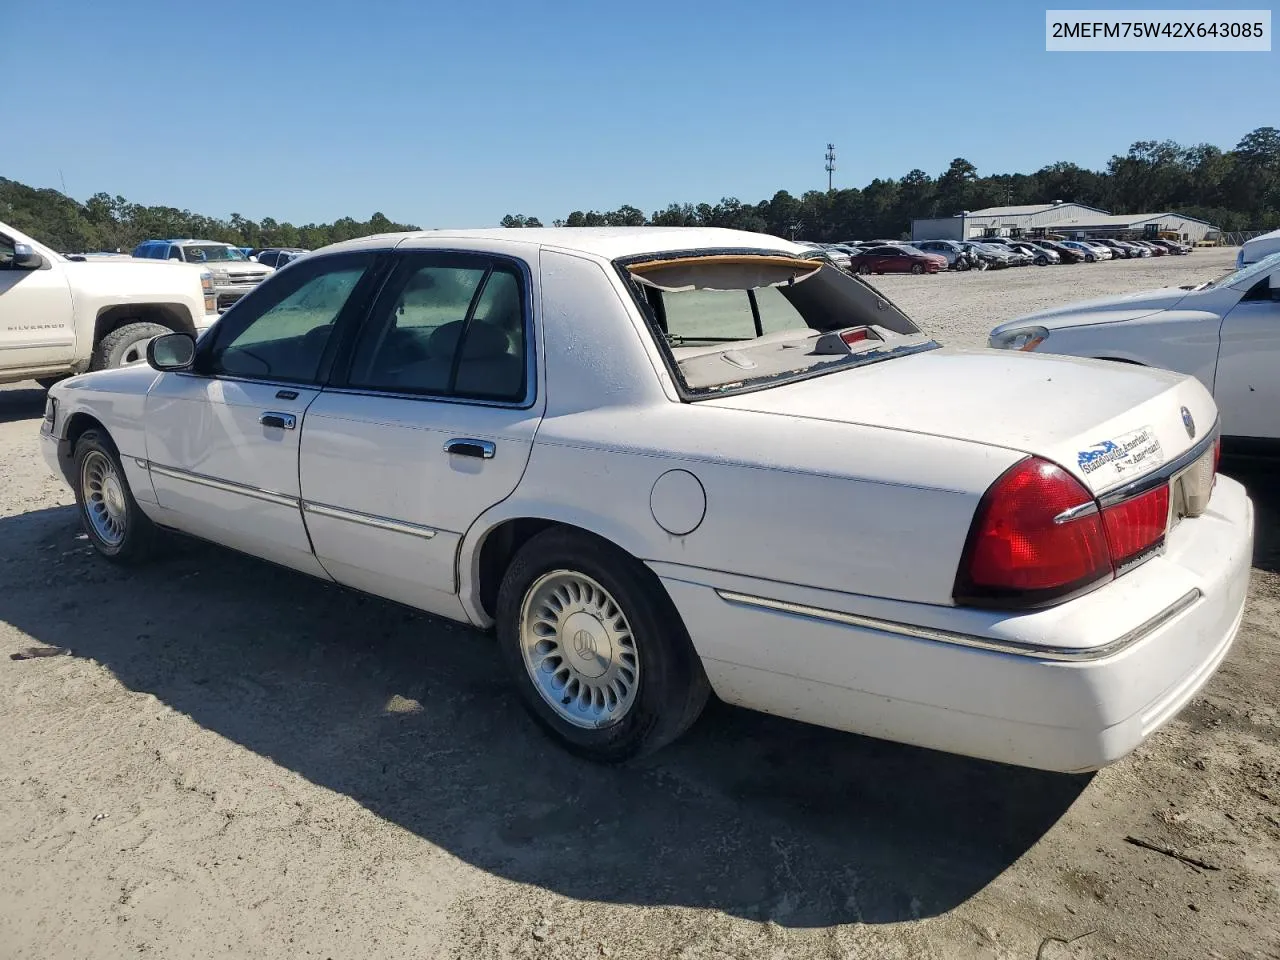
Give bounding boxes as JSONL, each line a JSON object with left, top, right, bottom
{"left": 427, "top": 320, "right": 510, "bottom": 360}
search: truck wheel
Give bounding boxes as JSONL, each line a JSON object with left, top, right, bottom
{"left": 496, "top": 527, "right": 710, "bottom": 763}
{"left": 91, "top": 322, "right": 171, "bottom": 371}
{"left": 72, "top": 428, "right": 159, "bottom": 563}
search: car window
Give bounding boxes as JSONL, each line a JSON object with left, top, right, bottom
{"left": 347, "top": 256, "right": 527, "bottom": 401}
{"left": 0, "top": 233, "right": 14, "bottom": 267}
{"left": 207, "top": 253, "right": 373, "bottom": 383}
{"left": 168, "top": 247, "right": 183, "bottom": 261}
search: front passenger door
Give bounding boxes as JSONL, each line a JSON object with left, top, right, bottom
{"left": 144, "top": 251, "right": 382, "bottom": 574}
{"left": 299, "top": 250, "right": 543, "bottom": 617}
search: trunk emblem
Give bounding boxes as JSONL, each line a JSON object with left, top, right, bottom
{"left": 1181, "top": 406, "right": 1196, "bottom": 440}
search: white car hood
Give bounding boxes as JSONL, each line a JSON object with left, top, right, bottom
{"left": 704, "top": 346, "right": 1216, "bottom": 495}
{"left": 1009, "top": 286, "right": 1192, "bottom": 328}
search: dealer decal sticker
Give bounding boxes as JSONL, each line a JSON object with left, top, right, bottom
{"left": 1077, "top": 426, "right": 1164, "bottom": 482}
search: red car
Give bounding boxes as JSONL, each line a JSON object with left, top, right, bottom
{"left": 848, "top": 245, "right": 945, "bottom": 275}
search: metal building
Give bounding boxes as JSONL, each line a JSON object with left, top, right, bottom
{"left": 911, "top": 202, "right": 1219, "bottom": 244}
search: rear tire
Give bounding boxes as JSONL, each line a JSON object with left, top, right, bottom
{"left": 91, "top": 321, "right": 171, "bottom": 372}
{"left": 72, "top": 429, "right": 160, "bottom": 564}
{"left": 496, "top": 528, "right": 710, "bottom": 762}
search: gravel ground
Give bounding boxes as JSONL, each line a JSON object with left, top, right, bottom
{"left": 2, "top": 246, "right": 1278, "bottom": 960}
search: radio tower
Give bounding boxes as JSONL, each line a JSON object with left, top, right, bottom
{"left": 825, "top": 144, "right": 836, "bottom": 192}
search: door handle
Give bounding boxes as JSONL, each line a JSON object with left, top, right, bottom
{"left": 444, "top": 438, "right": 495, "bottom": 459}
{"left": 260, "top": 411, "right": 297, "bottom": 430}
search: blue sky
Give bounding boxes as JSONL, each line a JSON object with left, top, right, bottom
{"left": 7, "top": 0, "right": 1274, "bottom": 227}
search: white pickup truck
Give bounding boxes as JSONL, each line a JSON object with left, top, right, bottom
{"left": 0, "top": 220, "right": 219, "bottom": 388}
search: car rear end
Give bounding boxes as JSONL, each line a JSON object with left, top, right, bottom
{"left": 678, "top": 346, "right": 1252, "bottom": 773}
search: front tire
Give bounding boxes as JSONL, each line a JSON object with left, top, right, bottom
{"left": 1035, "top": 255, "right": 1048, "bottom": 266}
{"left": 73, "top": 429, "right": 159, "bottom": 563}
{"left": 496, "top": 528, "right": 710, "bottom": 762}
{"left": 91, "top": 321, "right": 172, "bottom": 372}
{"left": 910, "top": 263, "right": 924, "bottom": 275}
{"left": 857, "top": 263, "right": 871, "bottom": 275}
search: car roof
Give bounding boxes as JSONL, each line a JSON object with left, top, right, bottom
{"left": 321, "top": 227, "right": 804, "bottom": 260}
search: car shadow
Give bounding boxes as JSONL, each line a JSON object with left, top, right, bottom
{"left": 0, "top": 384, "right": 46, "bottom": 425}
{"left": 1223, "top": 461, "right": 1280, "bottom": 574}
{"left": 0, "top": 503, "right": 1090, "bottom": 927}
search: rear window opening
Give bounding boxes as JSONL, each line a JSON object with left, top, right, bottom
{"left": 619, "top": 251, "right": 935, "bottom": 397}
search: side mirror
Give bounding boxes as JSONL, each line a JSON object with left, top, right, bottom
{"left": 147, "top": 332, "right": 196, "bottom": 371}
{"left": 13, "top": 243, "right": 44, "bottom": 270}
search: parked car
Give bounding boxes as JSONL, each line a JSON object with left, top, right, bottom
{"left": 41, "top": 227, "right": 1251, "bottom": 772}
{"left": 848, "top": 245, "right": 945, "bottom": 274}
{"left": 133, "top": 239, "right": 274, "bottom": 311}
{"left": 1135, "top": 241, "right": 1166, "bottom": 256}
{"left": 1059, "top": 241, "right": 1098, "bottom": 262}
{"left": 959, "top": 241, "right": 1013, "bottom": 269}
{"left": 913, "top": 239, "right": 975, "bottom": 270}
{"left": 1151, "top": 239, "right": 1190, "bottom": 255}
{"left": 1028, "top": 239, "right": 1086, "bottom": 264}
{"left": 252, "top": 247, "right": 311, "bottom": 269}
{"left": 1, "top": 220, "right": 218, "bottom": 388}
{"left": 989, "top": 251, "right": 1280, "bottom": 452}
{"left": 1009, "top": 241, "right": 1060, "bottom": 266}
{"left": 1238, "top": 227, "right": 1280, "bottom": 266}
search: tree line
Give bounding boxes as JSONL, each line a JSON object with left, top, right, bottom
{"left": 0, "top": 177, "right": 418, "bottom": 254}
{"left": 503, "top": 127, "right": 1280, "bottom": 241}
{"left": 4, "top": 128, "right": 1276, "bottom": 253}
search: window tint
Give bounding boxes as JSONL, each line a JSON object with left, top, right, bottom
{"left": 168, "top": 247, "right": 183, "bottom": 260}
{"left": 347, "top": 256, "right": 526, "bottom": 401}
{"left": 754, "top": 285, "right": 807, "bottom": 334}
{"left": 208, "top": 254, "right": 371, "bottom": 383}
{"left": 663, "top": 290, "right": 756, "bottom": 340}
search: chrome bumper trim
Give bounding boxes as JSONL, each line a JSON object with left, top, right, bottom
{"left": 714, "top": 588, "right": 1202, "bottom": 662}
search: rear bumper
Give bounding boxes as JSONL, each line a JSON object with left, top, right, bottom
{"left": 655, "top": 476, "right": 1253, "bottom": 773}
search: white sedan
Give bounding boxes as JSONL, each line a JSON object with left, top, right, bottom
{"left": 41, "top": 228, "right": 1252, "bottom": 772}
{"left": 990, "top": 252, "right": 1280, "bottom": 453}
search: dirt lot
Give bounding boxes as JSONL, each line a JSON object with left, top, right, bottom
{"left": 2, "top": 247, "right": 1278, "bottom": 960}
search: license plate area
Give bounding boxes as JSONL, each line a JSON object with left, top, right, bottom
{"left": 1169, "top": 447, "right": 1216, "bottom": 530}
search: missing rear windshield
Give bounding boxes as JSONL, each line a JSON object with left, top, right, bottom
{"left": 616, "top": 249, "right": 934, "bottom": 398}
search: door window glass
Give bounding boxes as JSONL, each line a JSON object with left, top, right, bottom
{"left": 208, "top": 254, "right": 372, "bottom": 383}
{"left": 348, "top": 256, "right": 527, "bottom": 401}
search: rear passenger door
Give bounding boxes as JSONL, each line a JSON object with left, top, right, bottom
{"left": 298, "top": 250, "right": 543, "bottom": 617}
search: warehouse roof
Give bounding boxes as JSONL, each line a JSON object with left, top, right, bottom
{"left": 1043, "top": 211, "right": 1219, "bottom": 229}
{"left": 964, "top": 202, "right": 1110, "bottom": 218}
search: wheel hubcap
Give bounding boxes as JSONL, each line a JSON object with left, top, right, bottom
{"left": 82, "top": 450, "right": 128, "bottom": 546}
{"left": 519, "top": 570, "right": 639, "bottom": 729}
{"left": 119, "top": 339, "right": 149, "bottom": 366}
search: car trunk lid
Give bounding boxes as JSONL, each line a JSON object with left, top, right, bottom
{"left": 703, "top": 346, "right": 1216, "bottom": 496}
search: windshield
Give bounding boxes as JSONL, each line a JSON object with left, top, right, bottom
{"left": 182, "top": 244, "right": 248, "bottom": 263}
{"left": 623, "top": 255, "right": 933, "bottom": 397}
{"left": 1202, "top": 250, "right": 1280, "bottom": 290}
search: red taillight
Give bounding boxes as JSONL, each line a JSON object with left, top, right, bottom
{"left": 1101, "top": 484, "right": 1168, "bottom": 567}
{"left": 959, "top": 458, "right": 1111, "bottom": 599}
{"left": 956, "top": 456, "right": 1171, "bottom": 608}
